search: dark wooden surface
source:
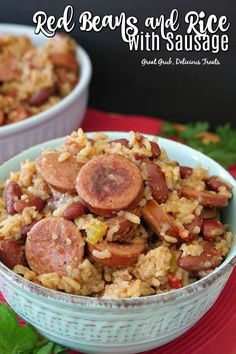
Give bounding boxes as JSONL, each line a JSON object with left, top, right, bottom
{"left": 1, "top": 0, "right": 235, "bottom": 125}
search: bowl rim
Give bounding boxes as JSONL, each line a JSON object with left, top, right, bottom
{"left": 0, "top": 23, "right": 92, "bottom": 137}
{"left": 0, "top": 132, "right": 235, "bottom": 308}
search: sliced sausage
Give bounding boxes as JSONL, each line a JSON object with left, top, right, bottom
{"left": 76, "top": 154, "right": 144, "bottom": 216}
{"left": 88, "top": 240, "right": 146, "bottom": 267}
{"left": 25, "top": 217, "right": 84, "bottom": 276}
{"left": 106, "top": 216, "right": 139, "bottom": 241}
{"left": 179, "top": 242, "right": 222, "bottom": 272}
{"left": 142, "top": 200, "right": 178, "bottom": 240}
{"left": 200, "top": 207, "right": 218, "bottom": 219}
{"left": 29, "top": 87, "right": 54, "bottom": 107}
{"left": 142, "top": 161, "right": 168, "bottom": 204}
{"left": 49, "top": 52, "right": 78, "bottom": 70}
{"left": 179, "top": 166, "right": 193, "bottom": 179}
{"left": 182, "top": 216, "right": 202, "bottom": 241}
{"left": 202, "top": 219, "right": 224, "bottom": 241}
{"left": 0, "top": 56, "right": 20, "bottom": 81}
{"left": 36, "top": 152, "right": 83, "bottom": 194}
{"left": 206, "top": 176, "right": 232, "bottom": 193}
{"left": 63, "top": 201, "right": 87, "bottom": 220}
{"left": 0, "top": 239, "right": 27, "bottom": 269}
{"left": 181, "top": 186, "right": 229, "bottom": 208}
{"left": 5, "top": 182, "right": 22, "bottom": 215}
{"left": 14, "top": 197, "right": 45, "bottom": 213}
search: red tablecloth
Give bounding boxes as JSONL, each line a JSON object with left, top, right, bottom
{"left": 1, "top": 109, "right": 236, "bottom": 354}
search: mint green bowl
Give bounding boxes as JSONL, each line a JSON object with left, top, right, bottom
{"left": 0, "top": 133, "right": 235, "bottom": 354}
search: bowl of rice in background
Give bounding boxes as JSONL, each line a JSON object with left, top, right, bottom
{"left": 0, "top": 131, "right": 235, "bottom": 354}
{"left": 0, "top": 24, "right": 92, "bottom": 164}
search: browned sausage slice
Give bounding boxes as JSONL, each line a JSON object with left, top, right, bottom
{"left": 142, "top": 161, "right": 168, "bottom": 204}
{"left": 106, "top": 216, "right": 139, "bottom": 241}
{"left": 181, "top": 186, "right": 229, "bottom": 208}
{"left": 25, "top": 217, "right": 84, "bottom": 275}
{"left": 0, "top": 239, "right": 27, "bottom": 269}
{"left": 36, "top": 152, "right": 83, "bottom": 194}
{"left": 142, "top": 200, "right": 178, "bottom": 240}
{"left": 202, "top": 219, "right": 224, "bottom": 241}
{"left": 88, "top": 240, "right": 145, "bottom": 267}
{"left": 179, "top": 242, "right": 222, "bottom": 272}
{"left": 76, "top": 154, "right": 144, "bottom": 216}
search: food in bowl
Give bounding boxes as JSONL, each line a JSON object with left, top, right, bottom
{"left": 0, "top": 130, "right": 233, "bottom": 298}
{"left": 0, "top": 33, "right": 79, "bottom": 125}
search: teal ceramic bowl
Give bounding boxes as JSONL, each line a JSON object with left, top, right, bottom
{"left": 0, "top": 133, "right": 235, "bottom": 354}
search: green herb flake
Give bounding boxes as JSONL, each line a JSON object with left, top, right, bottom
{"left": 160, "top": 121, "right": 236, "bottom": 168}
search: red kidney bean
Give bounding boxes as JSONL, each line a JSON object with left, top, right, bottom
{"left": 150, "top": 141, "right": 161, "bottom": 160}
{"left": 0, "top": 239, "right": 27, "bottom": 269}
{"left": 112, "top": 139, "right": 130, "bottom": 148}
{"left": 179, "top": 242, "right": 222, "bottom": 272}
{"left": 142, "top": 160, "right": 168, "bottom": 204}
{"left": 21, "top": 221, "right": 39, "bottom": 237}
{"left": 29, "top": 87, "right": 54, "bottom": 107}
{"left": 179, "top": 166, "right": 193, "bottom": 179}
{"left": 183, "top": 216, "right": 203, "bottom": 241}
{"left": 14, "top": 197, "right": 45, "bottom": 213}
{"left": 5, "top": 182, "right": 22, "bottom": 215}
{"left": 63, "top": 201, "right": 87, "bottom": 220}
{"left": 202, "top": 219, "right": 224, "bottom": 241}
{"left": 206, "top": 176, "right": 232, "bottom": 193}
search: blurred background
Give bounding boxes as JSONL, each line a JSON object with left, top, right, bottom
{"left": 1, "top": 0, "right": 235, "bottom": 126}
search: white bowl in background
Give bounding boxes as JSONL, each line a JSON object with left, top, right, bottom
{"left": 0, "top": 132, "right": 235, "bottom": 354}
{"left": 0, "top": 24, "right": 92, "bottom": 163}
